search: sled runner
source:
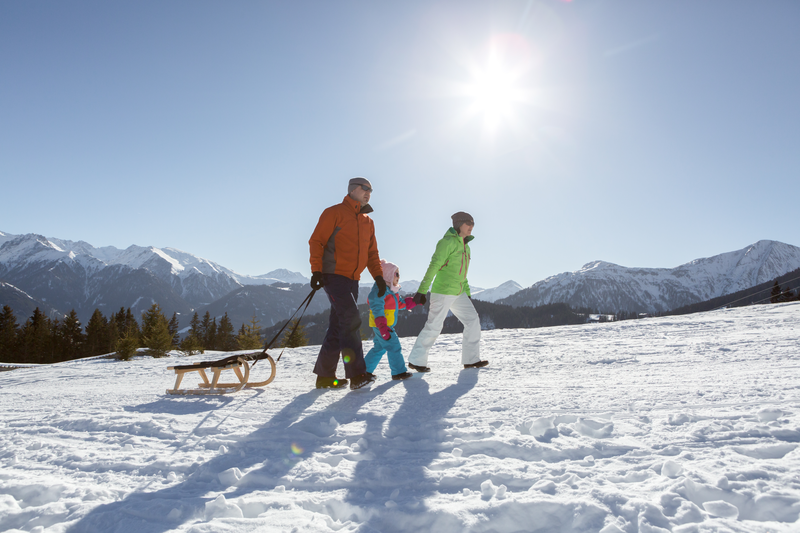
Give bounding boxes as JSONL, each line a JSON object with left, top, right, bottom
{"left": 166, "top": 353, "right": 276, "bottom": 395}
{"left": 165, "top": 288, "right": 317, "bottom": 396}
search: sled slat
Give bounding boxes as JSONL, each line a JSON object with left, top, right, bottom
{"left": 166, "top": 356, "right": 263, "bottom": 396}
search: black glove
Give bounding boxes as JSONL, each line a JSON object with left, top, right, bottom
{"left": 375, "top": 276, "right": 387, "bottom": 297}
{"left": 311, "top": 271, "right": 325, "bottom": 290}
{"left": 413, "top": 292, "right": 427, "bottom": 305}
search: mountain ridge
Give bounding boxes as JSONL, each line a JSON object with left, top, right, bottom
{"left": 500, "top": 240, "right": 800, "bottom": 313}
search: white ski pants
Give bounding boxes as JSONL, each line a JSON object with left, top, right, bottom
{"left": 408, "top": 292, "right": 481, "bottom": 366}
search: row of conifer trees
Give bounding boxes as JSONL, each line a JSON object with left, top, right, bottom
{"left": 0, "top": 304, "right": 274, "bottom": 364}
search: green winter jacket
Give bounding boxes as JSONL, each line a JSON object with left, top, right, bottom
{"left": 417, "top": 227, "right": 474, "bottom": 297}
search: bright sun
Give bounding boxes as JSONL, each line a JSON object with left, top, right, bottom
{"left": 464, "top": 58, "right": 529, "bottom": 135}
{"left": 468, "top": 66, "right": 520, "bottom": 120}
{"left": 457, "top": 34, "right": 536, "bottom": 136}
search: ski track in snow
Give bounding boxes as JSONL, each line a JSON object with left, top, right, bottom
{"left": 1, "top": 303, "right": 799, "bottom": 532}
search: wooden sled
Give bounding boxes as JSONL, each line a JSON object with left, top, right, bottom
{"left": 166, "top": 353, "right": 277, "bottom": 395}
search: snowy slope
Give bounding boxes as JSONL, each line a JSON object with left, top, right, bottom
{"left": 501, "top": 240, "right": 800, "bottom": 313}
{"left": 1, "top": 303, "right": 799, "bottom": 532}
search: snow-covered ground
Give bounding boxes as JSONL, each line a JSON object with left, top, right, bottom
{"left": 1, "top": 303, "right": 799, "bottom": 533}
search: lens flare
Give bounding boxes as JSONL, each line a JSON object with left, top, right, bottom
{"left": 343, "top": 355, "right": 351, "bottom": 364}
{"left": 291, "top": 443, "right": 304, "bottom": 456}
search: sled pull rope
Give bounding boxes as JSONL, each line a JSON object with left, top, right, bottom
{"left": 253, "top": 288, "right": 318, "bottom": 366}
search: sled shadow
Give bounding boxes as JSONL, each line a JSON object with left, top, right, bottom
{"left": 66, "top": 381, "right": 396, "bottom": 533}
{"left": 125, "top": 395, "right": 237, "bottom": 415}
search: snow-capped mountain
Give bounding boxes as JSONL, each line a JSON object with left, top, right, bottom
{"left": 500, "top": 240, "right": 800, "bottom": 313}
{"left": 0, "top": 281, "right": 61, "bottom": 321}
{"left": 0, "top": 232, "right": 309, "bottom": 326}
{"left": 194, "top": 283, "right": 334, "bottom": 330}
{"left": 472, "top": 281, "right": 523, "bottom": 302}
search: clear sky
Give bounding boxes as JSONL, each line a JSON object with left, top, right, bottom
{"left": 2, "top": 1, "right": 799, "bottom": 289}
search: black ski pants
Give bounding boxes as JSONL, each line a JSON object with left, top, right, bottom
{"left": 314, "top": 273, "right": 367, "bottom": 379}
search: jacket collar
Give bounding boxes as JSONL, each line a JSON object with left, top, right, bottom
{"left": 342, "top": 195, "right": 374, "bottom": 214}
{"left": 445, "top": 226, "right": 474, "bottom": 243}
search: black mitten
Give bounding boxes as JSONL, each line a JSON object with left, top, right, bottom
{"left": 413, "top": 292, "right": 427, "bottom": 305}
{"left": 311, "top": 272, "right": 325, "bottom": 290}
{"left": 375, "top": 276, "right": 387, "bottom": 297}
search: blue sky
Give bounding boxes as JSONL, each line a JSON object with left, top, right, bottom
{"left": 2, "top": 0, "right": 799, "bottom": 289}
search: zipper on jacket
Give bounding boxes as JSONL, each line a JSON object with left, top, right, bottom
{"left": 459, "top": 241, "right": 467, "bottom": 276}
{"left": 354, "top": 209, "right": 361, "bottom": 280}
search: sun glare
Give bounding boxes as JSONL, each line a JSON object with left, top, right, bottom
{"left": 461, "top": 34, "right": 534, "bottom": 135}
{"left": 467, "top": 64, "right": 523, "bottom": 128}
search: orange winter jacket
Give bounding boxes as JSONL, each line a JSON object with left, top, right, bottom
{"left": 309, "top": 195, "right": 382, "bottom": 281}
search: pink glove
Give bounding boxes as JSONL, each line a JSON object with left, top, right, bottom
{"left": 404, "top": 297, "right": 417, "bottom": 310}
{"left": 374, "top": 316, "right": 392, "bottom": 340}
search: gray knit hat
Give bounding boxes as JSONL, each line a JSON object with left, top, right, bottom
{"left": 451, "top": 211, "right": 474, "bottom": 229}
{"left": 348, "top": 177, "right": 373, "bottom": 193}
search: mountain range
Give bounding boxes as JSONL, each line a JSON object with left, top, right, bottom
{"left": 0, "top": 231, "right": 315, "bottom": 328}
{"left": 2, "top": 231, "right": 800, "bottom": 330}
{"left": 499, "top": 240, "right": 800, "bottom": 313}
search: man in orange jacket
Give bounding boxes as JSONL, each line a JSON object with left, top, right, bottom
{"left": 309, "top": 177, "right": 386, "bottom": 390}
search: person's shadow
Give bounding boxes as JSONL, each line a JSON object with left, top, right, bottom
{"left": 343, "top": 370, "right": 479, "bottom": 531}
{"left": 66, "top": 380, "right": 397, "bottom": 533}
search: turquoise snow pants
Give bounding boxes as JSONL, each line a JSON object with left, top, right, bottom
{"left": 364, "top": 327, "right": 408, "bottom": 376}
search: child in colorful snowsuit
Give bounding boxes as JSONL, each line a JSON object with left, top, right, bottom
{"left": 365, "top": 260, "right": 417, "bottom": 380}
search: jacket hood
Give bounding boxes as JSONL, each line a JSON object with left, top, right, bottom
{"left": 380, "top": 259, "right": 401, "bottom": 293}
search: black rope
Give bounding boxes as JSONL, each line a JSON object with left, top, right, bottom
{"left": 251, "top": 288, "right": 318, "bottom": 366}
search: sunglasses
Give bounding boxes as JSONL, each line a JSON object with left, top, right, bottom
{"left": 360, "top": 184, "right": 373, "bottom": 192}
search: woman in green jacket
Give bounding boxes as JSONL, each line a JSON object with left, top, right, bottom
{"left": 407, "top": 212, "right": 488, "bottom": 372}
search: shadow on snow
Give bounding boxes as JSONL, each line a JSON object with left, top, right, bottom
{"left": 67, "top": 370, "right": 478, "bottom": 532}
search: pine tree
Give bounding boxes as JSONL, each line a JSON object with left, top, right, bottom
{"left": 180, "top": 312, "right": 204, "bottom": 355}
{"left": 107, "top": 314, "right": 120, "bottom": 355}
{"left": 237, "top": 315, "right": 262, "bottom": 350}
{"left": 85, "top": 309, "right": 110, "bottom": 357}
{"left": 45, "top": 316, "right": 60, "bottom": 363}
{"left": 282, "top": 319, "right": 309, "bottom": 348}
{"left": 190, "top": 312, "right": 202, "bottom": 339}
{"left": 140, "top": 303, "right": 172, "bottom": 358}
{"left": 200, "top": 312, "right": 214, "bottom": 349}
{"left": 770, "top": 281, "right": 782, "bottom": 304}
{"left": 206, "top": 318, "right": 218, "bottom": 350}
{"left": 59, "top": 310, "right": 85, "bottom": 360}
{"left": 216, "top": 313, "right": 237, "bottom": 351}
{"left": 168, "top": 313, "right": 180, "bottom": 347}
{"left": 115, "top": 330, "right": 139, "bottom": 361}
{"left": 179, "top": 334, "right": 204, "bottom": 356}
{"left": 0, "top": 305, "right": 20, "bottom": 363}
{"left": 123, "top": 308, "right": 140, "bottom": 341}
{"left": 113, "top": 307, "right": 127, "bottom": 336}
{"left": 19, "top": 308, "right": 51, "bottom": 364}
{"left": 780, "top": 287, "right": 795, "bottom": 302}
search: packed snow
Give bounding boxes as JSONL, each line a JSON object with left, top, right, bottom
{"left": 1, "top": 303, "right": 799, "bottom": 532}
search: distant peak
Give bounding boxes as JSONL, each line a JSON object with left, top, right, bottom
{"left": 579, "top": 260, "right": 617, "bottom": 272}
